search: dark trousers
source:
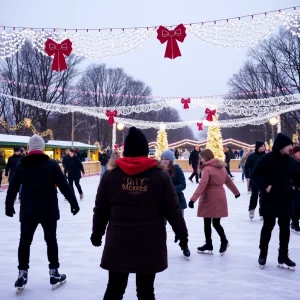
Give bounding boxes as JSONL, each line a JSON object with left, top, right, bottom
{"left": 189, "top": 166, "right": 199, "bottom": 182}
{"left": 225, "top": 164, "right": 233, "bottom": 177}
{"left": 260, "top": 217, "right": 290, "bottom": 253}
{"left": 18, "top": 218, "right": 59, "bottom": 270}
{"left": 248, "top": 184, "right": 261, "bottom": 214}
{"left": 204, "top": 218, "right": 226, "bottom": 243}
{"left": 291, "top": 216, "right": 300, "bottom": 227}
{"left": 68, "top": 177, "right": 83, "bottom": 195}
{"left": 103, "top": 271, "right": 156, "bottom": 300}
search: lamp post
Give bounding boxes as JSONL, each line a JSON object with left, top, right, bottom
{"left": 269, "top": 116, "right": 279, "bottom": 141}
{"left": 71, "top": 120, "right": 86, "bottom": 149}
{"left": 117, "top": 123, "right": 125, "bottom": 143}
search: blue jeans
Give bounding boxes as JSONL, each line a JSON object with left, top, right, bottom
{"left": 241, "top": 166, "right": 245, "bottom": 181}
{"left": 101, "top": 165, "right": 107, "bottom": 179}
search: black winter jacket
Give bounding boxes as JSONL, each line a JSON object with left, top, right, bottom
{"left": 5, "top": 154, "right": 22, "bottom": 181}
{"left": 244, "top": 150, "right": 265, "bottom": 179}
{"left": 5, "top": 154, "right": 78, "bottom": 222}
{"left": 64, "top": 155, "right": 85, "bottom": 179}
{"left": 170, "top": 164, "right": 187, "bottom": 210}
{"left": 189, "top": 150, "right": 200, "bottom": 167}
{"left": 251, "top": 135, "right": 300, "bottom": 217}
{"left": 99, "top": 153, "right": 109, "bottom": 166}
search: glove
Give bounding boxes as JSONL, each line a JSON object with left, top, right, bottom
{"left": 188, "top": 200, "right": 194, "bottom": 209}
{"left": 179, "top": 238, "right": 188, "bottom": 250}
{"left": 235, "top": 194, "right": 241, "bottom": 199}
{"left": 5, "top": 206, "right": 15, "bottom": 217}
{"left": 90, "top": 233, "right": 102, "bottom": 247}
{"left": 71, "top": 205, "right": 80, "bottom": 215}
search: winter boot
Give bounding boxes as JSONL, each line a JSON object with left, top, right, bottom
{"left": 182, "top": 246, "right": 191, "bottom": 260}
{"left": 258, "top": 250, "right": 267, "bottom": 269}
{"left": 249, "top": 209, "right": 255, "bottom": 220}
{"left": 15, "top": 270, "right": 28, "bottom": 293}
{"left": 188, "top": 177, "right": 193, "bottom": 183}
{"left": 49, "top": 268, "right": 67, "bottom": 290}
{"left": 278, "top": 249, "right": 296, "bottom": 271}
{"left": 80, "top": 194, "right": 84, "bottom": 200}
{"left": 291, "top": 222, "right": 300, "bottom": 234}
{"left": 197, "top": 242, "right": 213, "bottom": 255}
{"left": 219, "top": 239, "right": 229, "bottom": 256}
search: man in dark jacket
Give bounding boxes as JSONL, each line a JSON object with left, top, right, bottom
{"left": 91, "top": 127, "right": 188, "bottom": 299}
{"left": 251, "top": 133, "right": 299, "bottom": 269}
{"left": 64, "top": 149, "right": 85, "bottom": 199}
{"left": 188, "top": 146, "right": 200, "bottom": 183}
{"left": 245, "top": 141, "right": 266, "bottom": 220}
{"left": 99, "top": 150, "right": 109, "bottom": 179}
{"left": 5, "top": 135, "right": 80, "bottom": 291}
{"left": 5, "top": 147, "right": 22, "bottom": 182}
{"left": 224, "top": 147, "right": 234, "bottom": 178}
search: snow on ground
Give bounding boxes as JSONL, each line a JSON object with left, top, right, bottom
{"left": 1, "top": 172, "right": 300, "bottom": 300}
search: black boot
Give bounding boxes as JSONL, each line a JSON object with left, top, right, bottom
{"left": 196, "top": 174, "right": 199, "bottom": 184}
{"left": 197, "top": 241, "right": 213, "bottom": 255}
{"left": 49, "top": 268, "right": 67, "bottom": 290}
{"left": 219, "top": 239, "right": 229, "bottom": 256}
{"left": 258, "top": 250, "right": 268, "bottom": 269}
{"left": 278, "top": 249, "right": 296, "bottom": 270}
{"left": 15, "top": 270, "right": 28, "bottom": 293}
{"left": 291, "top": 222, "right": 300, "bottom": 234}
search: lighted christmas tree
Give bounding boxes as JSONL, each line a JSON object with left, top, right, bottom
{"left": 205, "top": 114, "right": 225, "bottom": 160}
{"left": 155, "top": 127, "right": 168, "bottom": 159}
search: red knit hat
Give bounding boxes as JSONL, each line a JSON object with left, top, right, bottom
{"left": 292, "top": 145, "right": 300, "bottom": 155}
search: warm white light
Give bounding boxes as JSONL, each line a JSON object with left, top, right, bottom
{"left": 269, "top": 117, "right": 278, "bottom": 126}
{"left": 159, "top": 123, "right": 166, "bottom": 130}
{"left": 117, "top": 123, "right": 124, "bottom": 130}
{"left": 203, "top": 120, "right": 209, "bottom": 126}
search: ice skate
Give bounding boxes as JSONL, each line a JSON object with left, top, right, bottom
{"left": 182, "top": 246, "right": 191, "bottom": 260}
{"left": 249, "top": 209, "right": 255, "bottom": 220}
{"left": 80, "top": 194, "right": 84, "bottom": 200}
{"left": 277, "top": 250, "right": 296, "bottom": 271}
{"left": 50, "top": 269, "right": 67, "bottom": 290}
{"left": 219, "top": 239, "right": 229, "bottom": 256}
{"left": 291, "top": 223, "right": 300, "bottom": 235}
{"left": 197, "top": 243, "right": 213, "bottom": 255}
{"left": 188, "top": 178, "right": 193, "bottom": 183}
{"left": 258, "top": 251, "right": 267, "bottom": 269}
{"left": 15, "top": 270, "right": 28, "bottom": 294}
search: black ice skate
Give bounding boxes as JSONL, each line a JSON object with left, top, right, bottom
{"left": 50, "top": 268, "right": 67, "bottom": 290}
{"left": 278, "top": 250, "right": 296, "bottom": 271}
{"left": 291, "top": 223, "right": 300, "bottom": 235}
{"left": 219, "top": 240, "right": 229, "bottom": 256}
{"left": 15, "top": 270, "right": 28, "bottom": 294}
{"left": 182, "top": 246, "right": 191, "bottom": 260}
{"left": 249, "top": 209, "right": 255, "bottom": 220}
{"left": 197, "top": 243, "right": 213, "bottom": 255}
{"left": 258, "top": 251, "right": 267, "bottom": 269}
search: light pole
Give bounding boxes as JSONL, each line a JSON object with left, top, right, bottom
{"left": 269, "top": 116, "right": 279, "bottom": 141}
{"left": 71, "top": 119, "right": 86, "bottom": 149}
{"left": 117, "top": 123, "right": 125, "bottom": 144}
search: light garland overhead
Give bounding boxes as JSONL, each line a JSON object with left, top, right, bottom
{"left": 0, "top": 7, "right": 299, "bottom": 61}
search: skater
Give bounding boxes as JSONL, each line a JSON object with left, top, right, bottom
{"left": 0, "top": 150, "right": 6, "bottom": 192}
{"left": 64, "top": 149, "right": 85, "bottom": 199}
{"left": 188, "top": 149, "right": 240, "bottom": 255}
{"left": 238, "top": 150, "right": 250, "bottom": 182}
{"left": 188, "top": 146, "right": 200, "bottom": 183}
{"left": 174, "top": 148, "right": 179, "bottom": 159}
{"left": 291, "top": 145, "right": 300, "bottom": 234}
{"left": 245, "top": 141, "right": 266, "bottom": 220}
{"left": 99, "top": 150, "right": 109, "bottom": 179}
{"left": 224, "top": 147, "right": 234, "bottom": 178}
{"left": 251, "top": 133, "right": 299, "bottom": 270}
{"left": 5, "top": 135, "right": 80, "bottom": 292}
{"left": 91, "top": 127, "right": 188, "bottom": 300}
{"left": 160, "top": 149, "right": 190, "bottom": 258}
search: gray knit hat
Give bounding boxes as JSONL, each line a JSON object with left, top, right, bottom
{"left": 28, "top": 134, "right": 45, "bottom": 152}
{"left": 161, "top": 149, "right": 175, "bottom": 163}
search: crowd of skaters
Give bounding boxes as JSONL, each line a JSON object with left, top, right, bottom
{"left": 2, "top": 129, "right": 300, "bottom": 299}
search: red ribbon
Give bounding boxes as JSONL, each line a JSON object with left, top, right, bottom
{"left": 181, "top": 98, "right": 190, "bottom": 109}
{"left": 114, "top": 144, "right": 119, "bottom": 149}
{"left": 121, "top": 142, "right": 125, "bottom": 147}
{"left": 157, "top": 24, "right": 186, "bottom": 59}
{"left": 44, "top": 39, "right": 72, "bottom": 72}
{"left": 205, "top": 108, "right": 216, "bottom": 121}
{"left": 106, "top": 110, "right": 118, "bottom": 124}
{"left": 197, "top": 122, "right": 203, "bottom": 131}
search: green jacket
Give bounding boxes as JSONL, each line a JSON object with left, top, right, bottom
{"left": 0, "top": 157, "right": 6, "bottom": 171}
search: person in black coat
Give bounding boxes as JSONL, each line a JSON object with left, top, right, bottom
{"left": 245, "top": 141, "right": 266, "bottom": 220}
{"left": 188, "top": 146, "right": 200, "bottom": 183}
{"left": 5, "top": 135, "right": 80, "bottom": 290}
{"left": 251, "top": 133, "right": 300, "bottom": 269}
{"left": 291, "top": 145, "right": 300, "bottom": 233}
{"left": 5, "top": 147, "right": 22, "bottom": 182}
{"left": 224, "top": 147, "right": 234, "bottom": 178}
{"left": 174, "top": 149, "right": 179, "bottom": 159}
{"left": 99, "top": 150, "right": 109, "bottom": 179}
{"left": 64, "top": 149, "right": 85, "bottom": 199}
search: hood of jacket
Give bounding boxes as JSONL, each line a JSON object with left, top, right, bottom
{"left": 21, "top": 153, "right": 50, "bottom": 167}
{"left": 200, "top": 158, "right": 226, "bottom": 170}
{"left": 272, "top": 133, "right": 293, "bottom": 153}
{"left": 115, "top": 157, "right": 158, "bottom": 176}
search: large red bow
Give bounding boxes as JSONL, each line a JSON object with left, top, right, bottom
{"left": 121, "top": 142, "right": 125, "bottom": 147}
{"left": 205, "top": 108, "right": 216, "bottom": 121}
{"left": 106, "top": 110, "right": 118, "bottom": 124}
{"left": 114, "top": 144, "right": 119, "bottom": 150}
{"left": 197, "top": 122, "right": 203, "bottom": 131}
{"left": 157, "top": 24, "right": 187, "bottom": 59}
{"left": 181, "top": 98, "right": 190, "bottom": 109}
{"left": 45, "top": 39, "right": 72, "bottom": 72}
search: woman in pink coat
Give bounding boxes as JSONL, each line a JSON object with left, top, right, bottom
{"left": 188, "top": 149, "right": 240, "bottom": 255}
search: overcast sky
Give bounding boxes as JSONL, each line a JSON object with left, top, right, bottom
{"left": 1, "top": 0, "right": 297, "bottom": 137}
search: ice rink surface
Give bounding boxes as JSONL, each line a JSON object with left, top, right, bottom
{"left": 1, "top": 172, "right": 300, "bottom": 299}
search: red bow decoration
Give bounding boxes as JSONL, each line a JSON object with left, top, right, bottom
{"left": 121, "top": 142, "right": 125, "bottom": 147}
{"left": 157, "top": 24, "right": 187, "bottom": 59}
{"left": 205, "top": 108, "right": 216, "bottom": 122}
{"left": 114, "top": 144, "right": 119, "bottom": 150}
{"left": 106, "top": 110, "right": 118, "bottom": 124}
{"left": 197, "top": 122, "right": 203, "bottom": 131}
{"left": 45, "top": 39, "right": 72, "bottom": 72}
{"left": 181, "top": 98, "right": 190, "bottom": 109}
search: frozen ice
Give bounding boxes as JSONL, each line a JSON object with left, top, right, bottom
{"left": 1, "top": 172, "right": 300, "bottom": 299}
